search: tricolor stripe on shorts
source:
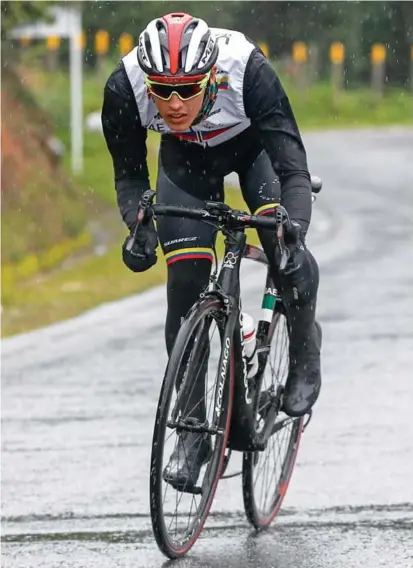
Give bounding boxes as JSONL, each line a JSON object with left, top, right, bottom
{"left": 164, "top": 247, "right": 214, "bottom": 266}
{"left": 254, "top": 203, "right": 280, "bottom": 216}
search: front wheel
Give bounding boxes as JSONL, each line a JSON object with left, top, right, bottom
{"left": 242, "top": 312, "right": 304, "bottom": 529}
{"left": 150, "top": 295, "right": 235, "bottom": 559}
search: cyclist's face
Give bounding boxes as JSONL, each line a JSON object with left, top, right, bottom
{"left": 153, "top": 70, "right": 215, "bottom": 132}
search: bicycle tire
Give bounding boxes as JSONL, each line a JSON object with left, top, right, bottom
{"left": 150, "top": 295, "right": 235, "bottom": 559}
{"left": 242, "top": 312, "right": 304, "bottom": 529}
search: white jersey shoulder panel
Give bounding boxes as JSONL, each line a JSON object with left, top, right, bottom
{"left": 122, "top": 30, "right": 256, "bottom": 147}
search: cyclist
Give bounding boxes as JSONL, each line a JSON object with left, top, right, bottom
{"left": 102, "top": 13, "right": 322, "bottom": 488}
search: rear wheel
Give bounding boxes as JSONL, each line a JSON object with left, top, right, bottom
{"left": 242, "top": 311, "right": 304, "bottom": 529}
{"left": 150, "top": 296, "right": 235, "bottom": 559}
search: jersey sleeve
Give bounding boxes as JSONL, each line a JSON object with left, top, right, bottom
{"left": 101, "top": 63, "right": 150, "bottom": 229}
{"left": 243, "top": 49, "right": 312, "bottom": 234}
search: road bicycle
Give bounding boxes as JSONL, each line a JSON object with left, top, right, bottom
{"left": 129, "top": 178, "right": 322, "bottom": 559}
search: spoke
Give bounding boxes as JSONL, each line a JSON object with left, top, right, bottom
{"left": 251, "top": 313, "right": 299, "bottom": 519}
{"left": 178, "top": 321, "right": 218, "bottom": 421}
{"left": 156, "top": 305, "right": 230, "bottom": 552}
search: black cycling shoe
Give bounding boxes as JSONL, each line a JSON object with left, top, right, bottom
{"left": 282, "top": 320, "right": 322, "bottom": 417}
{"left": 163, "top": 421, "right": 212, "bottom": 491}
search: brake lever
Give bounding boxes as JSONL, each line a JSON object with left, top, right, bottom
{"left": 125, "top": 189, "right": 156, "bottom": 252}
{"left": 277, "top": 223, "right": 290, "bottom": 272}
{"left": 275, "top": 207, "right": 290, "bottom": 272}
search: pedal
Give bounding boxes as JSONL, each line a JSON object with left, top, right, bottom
{"left": 258, "top": 386, "right": 283, "bottom": 422}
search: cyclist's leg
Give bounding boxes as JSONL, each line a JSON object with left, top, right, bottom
{"left": 238, "top": 149, "right": 321, "bottom": 417}
{"left": 156, "top": 138, "right": 224, "bottom": 358}
{"left": 156, "top": 138, "right": 224, "bottom": 485}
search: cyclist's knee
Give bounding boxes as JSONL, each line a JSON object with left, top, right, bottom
{"left": 167, "top": 256, "right": 212, "bottom": 293}
{"left": 165, "top": 257, "right": 212, "bottom": 352}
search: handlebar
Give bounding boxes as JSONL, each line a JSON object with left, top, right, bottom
{"left": 128, "top": 189, "right": 303, "bottom": 271}
{"left": 127, "top": 174, "right": 323, "bottom": 270}
{"left": 152, "top": 202, "right": 289, "bottom": 232}
{"left": 153, "top": 202, "right": 296, "bottom": 270}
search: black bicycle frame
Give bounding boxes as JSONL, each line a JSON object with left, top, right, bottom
{"left": 136, "top": 193, "right": 300, "bottom": 451}
{"left": 210, "top": 229, "right": 277, "bottom": 452}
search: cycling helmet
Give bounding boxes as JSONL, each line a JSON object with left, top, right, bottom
{"left": 137, "top": 13, "right": 219, "bottom": 77}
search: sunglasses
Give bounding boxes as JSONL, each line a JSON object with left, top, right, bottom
{"left": 145, "top": 72, "right": 210, "bottom": 101}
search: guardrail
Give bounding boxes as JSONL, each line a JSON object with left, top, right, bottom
{"left": 17, "top": 33, "right": 413, "bottom": 94}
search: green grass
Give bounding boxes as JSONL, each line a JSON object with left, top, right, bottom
{"left": 2, "top": 187, "right": 260, "bottom": 337}
{"left": 21, "top": 63, "right": 160, "bottom": 205}
{"left": 285, "top": 81, "right": 412, "bottom": 129}
{"left": 2, "top": 62, "right": 412, "bottom": 337}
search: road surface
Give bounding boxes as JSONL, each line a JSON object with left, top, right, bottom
{"left": 2, "top": 127, "right": 413, "bottom": 567}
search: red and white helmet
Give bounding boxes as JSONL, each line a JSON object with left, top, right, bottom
{"left": 137, "top": 13, "right": 219, "bottom": 77}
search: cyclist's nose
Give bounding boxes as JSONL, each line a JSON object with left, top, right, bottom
{"left": 169, "top": 93, "right": 183, "bottom": 110}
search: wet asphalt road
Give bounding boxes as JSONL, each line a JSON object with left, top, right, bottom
{"left": 2, "top": 127, "right": 413, "bottom": 567}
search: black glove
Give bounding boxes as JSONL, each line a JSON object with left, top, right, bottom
{"left": 281, "top": 220, "right": 304, "bottom": 276}
{"left": 284, "top": 220, "right": 302, "bottom": 250}
{"left": 279, "top": 220, "right": 316, "bottom": 305}
{"left": 122, "top": 217, "right": 158, "bottom": 273}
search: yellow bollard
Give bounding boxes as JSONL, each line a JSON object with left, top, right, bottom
{"left": 410, "top": 46, "right": 413, "bottom": 94}
{"left": 258, "top": 42, "right": 269, "bottom": 59}
{"left": 292, "top": 41, "right": 307, "bottom": 64}
{"left": 329, "top": 42, "right": 345, "bottom": 66}
{"left": 19, "top": 36, "right": 31, "bottom": 48}
{"left": 95, "top": 29, "right": 110, "bottom": 55}
{"left": 46, "top": 36, "right": 61, "bottom": 51}
{"left": 46, "top": 36, "right": 61, "bottom": 71}
{"left": 329, "top": 42, "right": 345, "bottom": 95}
{"left": 77, "top": 30, "right": 87, "bottom": 51}
{"left": 371, "top": 43, "right": 386, "bottom": 65}
{"left": 371, "top": 43, "right": 386, "bottom": 95}
{"left": 95, "top": 29, "right": 110, "bottom": 70}
{"left": 119, "top": 32, "right": 134, "bottom": 56}
{"left": 292, "top": 42, "right": 308, "bottom": 91}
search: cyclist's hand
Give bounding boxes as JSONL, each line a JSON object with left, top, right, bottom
{"left": 284, "top": 220, "right": 302, "bottom": 249}
{"left": 279, "top": 220, "right": 304, "bottom": 277}
{"left": 122, "top": 217, "right": 158, "bottom": 273}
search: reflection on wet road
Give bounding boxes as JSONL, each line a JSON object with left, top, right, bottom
{"left": 2, "top": 127, "right": 413, "bottom": 567}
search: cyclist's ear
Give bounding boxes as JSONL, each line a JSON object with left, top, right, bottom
{"left": 210, "top": 66, "right": 217, "bottom": 83}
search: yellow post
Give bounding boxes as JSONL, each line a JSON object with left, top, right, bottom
{"left": 77, "top": 30, "right": 87, "bottom": 51}
{"left": 371, "top": 43, "right": 386, "bottom": 95}
{"left": 329, "top": 42, "right": 345, "bottom": 96}
{"left": 292, "top": 41, "right": 308, "bottom": 91}
{"left": 46, "top": 36, "right": 61, "bottom": 50}
{"left": 292, "top": 41, "right": 307, "bottom": 64}
{"left": 308, "top": 43, "right": 320, "bottom": 85}
{"left": 119, "top": 32, "right": 134, "bottom": 56}
{"left": 46, "top": 36, "right": 61, "bottom": 71}
{"left": 410, "top": 45, "right": 413, "bottom": 94}
{"left": 95, "top": 29, "right": 110, "bottom": 69}
{"left": 330, "top": 42, "right": 345, "bottom": 66}
{"left": 258, "top": 42, "right": 269, "bottom": 59}
{"left": 19, "top": 36, "right": 31, "bottom": 48}
{"left": 95, "top": 29, "right": 110, "bottom": 55}
{"left": 371, "top": 43, "right": 386, "bottom": 66}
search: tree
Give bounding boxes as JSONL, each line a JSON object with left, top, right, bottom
{"left": 1, "top": 1, "right": 54, "bottom": 38}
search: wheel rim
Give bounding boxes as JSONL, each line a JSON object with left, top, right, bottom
{"left": 152, "top": 305, "right": 233, "bottom": 554}
{"left": 249, "top": 313, "right": 303, "bottom": 524}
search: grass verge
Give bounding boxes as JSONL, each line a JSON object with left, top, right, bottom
{"left": 2, "top": 188, "right": 260, "bottom": 337}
